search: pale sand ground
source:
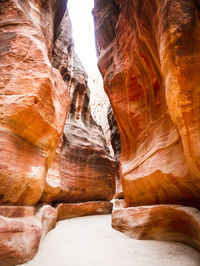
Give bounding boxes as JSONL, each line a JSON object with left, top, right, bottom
{"left": 24, "top": 215, "right": 200, "bottom": 266}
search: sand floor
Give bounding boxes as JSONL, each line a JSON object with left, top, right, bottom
{"left": 24, "top": 214, "right": 200, "bottom": 266}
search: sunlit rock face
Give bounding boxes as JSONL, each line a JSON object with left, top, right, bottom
{"left": 93, "top": 0, "right": 200, "bottom": 208}
{"left": 40, "top": 9, "right": 116, "bottom": 203}
{"left": 88, "top": 70, "right": 114, "bottom": 155}
{"left": 0, "top": 0, "right": 69, "bottom": 205}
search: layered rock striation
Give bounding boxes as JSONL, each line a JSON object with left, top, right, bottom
{"left": 0, "top": 1, "right": 117, "bottom": 264}
{"left": 32, "top": 2, "right": 117, "bottom": 204}
{"left": 0, "top": 0, "right": 70, "bottom": 205}
{"left": 107, "top": 105, "right": 121, "bottom": 195}
{"left": 93, "top": 0, "right": 200, "bottom": 208}
{"left": 41, "top": 53, "right": 116, "bottom": 203}
{"left": 0, "top": 0, "right": 116, "bottom": 206}
{"left": 93, "top": 0, "right": 200, "bottom": 252}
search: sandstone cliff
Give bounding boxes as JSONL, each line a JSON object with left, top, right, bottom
{"left": 0, "top": 1, "right": 117, "bottom": 263}
{"left": 0, "top": 0, "right": 70, "bottom": 205}
{"left": 93, "top": 0, "right": 200, "bottom": 252}
{"left": 93, "top": 0, "right": 200, "bottom": 208}
{"left": 40, "top": 8, "right": 116, "bottom": 203}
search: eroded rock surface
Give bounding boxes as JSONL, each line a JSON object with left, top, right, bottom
{"left": 107, "top": 105, "right": 121, "bottom": 195}
{"left": 41, "top": 55, "right": 117, "bottom": 203}
{"left": 112, "top": 205, "right": 200, "bottom": 253}
{"left": 0, "top": 205, "right": 56, "bottom": 265}
{"left": 93, "top": 0, "right": 200, "bottom": 207}
{"left": 56, "top": 201, "right": 112, "bottom": 220}
{"left": 93, "top": 0, "right": 200, "bottom": 253}
{"left": 0, "top": 0, "right": 69, "bottom": 205}
{"left": 40, "top": 9, "right": 117, "bottom": 203}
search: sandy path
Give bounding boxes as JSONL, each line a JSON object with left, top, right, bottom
{"left": 24, "top": 215, "right": 200, "bottom": 266}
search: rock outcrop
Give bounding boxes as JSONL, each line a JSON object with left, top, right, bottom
{"left": 57, "top": 201, "right": 113, "bottom": 220}
{"left": 0, "top": 205, "right": 57, "bottom": 265}
{"left": 39, "top": 5, "right": 117, "bottom": 203}
{"left": 93, "top": 0, "right": 200, "bottom": 207}
{"left": 112, "top": 204, "right": 200, "bottom": 253}
{"left": 88, "top": 70, "right": 114, "bottom": 155}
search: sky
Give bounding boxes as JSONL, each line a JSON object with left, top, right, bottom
{"left": 68, "top": 0, "right": 98, "bottom": 74}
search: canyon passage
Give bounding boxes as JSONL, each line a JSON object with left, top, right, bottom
{"left": 0, "top": 0, "right": 200, "bottom": 265}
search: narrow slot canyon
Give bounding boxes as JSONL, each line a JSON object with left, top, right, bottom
{"left": 0, "top": 0, "right": 200, "bottom": 265}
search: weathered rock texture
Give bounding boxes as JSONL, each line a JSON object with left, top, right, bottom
{"left": 0, "top": 1, "right": 117, "bottom": 264}
{"left": 112, "top": 205, "right": 200, "bottom": 253}
{"left": 0, "top": 0, "right": 116, "bottom": 206}
{"left": 56, "top": 201, "right": 112, "bottom": 220}
{"left": 0, "top": 205, "right": 56, "bottom": 265}
{"left": 93, "top": 0, "right": 200, "bottom": 207}
{"left": 0, "top": 0, "right": 69, "bottom": 205}
{"left": 107, "top": 105, "right": 122, "bottom": 195}
{"left": 39, "top": 5, "right": 116, "bottom": 203}
{"left": 41, "top": 55, "right": 117, "bottom": 203}
{"left": 88, "top": 70, "right": 114, "bottom": 155}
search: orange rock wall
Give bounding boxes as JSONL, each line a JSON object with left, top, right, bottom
{"left": 93, "top": 0, "right": 200, "bottom": 208}
{"left": 0, "top": 0, "right": 70, "bottom": 205}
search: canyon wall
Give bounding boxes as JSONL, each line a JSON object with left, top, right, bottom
{"left": 0, "top": 0, "right": 70, "bottom": 205}
{"left": 41, "top": 57, "right": 116, "bottom": 203}
{"left": 107, "top": 105, "right": 121, "bottom": 195}
{"left": 0, "top": 0, "right": 116, "bottom": 206}
{"left": 93, "top": 0, "right": 200, "bottom": 208}
{"left": 0, "top": 1, "right": 117, "bottom": 263}
{"left": 93, "top": 0, "right": 200, "bottom": 252}
{"left": 40, "top": 9, "right": 116, "bottom": 203}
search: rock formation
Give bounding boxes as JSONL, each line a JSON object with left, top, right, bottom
{"left": 112, "top": 203, "right": 200, "bottom": 253}
{"left": 0, "top": 0, "right": 116, "bottom": 206}
{"left": 93, "top": 0, "right": 200, "bottom": 252}
{"left": 0, "top": 0, "right": 69, "bottom": 205}
{"left": 40, "top": 12, "right": 116, "bottom": 203}
{"left": 88, "top": 70, "right": 114, "bottom": 155}
{"left": 0, "top": 0, "right": 117, "bottom": 264}
{"left": 107, "top": 105, "right": 121, "bottom": 195}
{"left": 0, "top": 205, "right": 57, "bottom": 265}
{"left": 93, "top": 0, "right": 200, "bottom": 207}
{"left": 57, "top": 201, "right": 113, "bottom": 220}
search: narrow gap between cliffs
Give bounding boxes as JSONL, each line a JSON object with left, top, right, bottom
{"left": 67, "top": 0, "right": 115, "bottom": 157}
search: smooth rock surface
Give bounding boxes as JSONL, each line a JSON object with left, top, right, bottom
{"left": 112, "top": 205, "right": 200, "bottom": 253}
{"left": 0, "top": 0, "right": 69, "bottom": 205}
{"left": 0, "top": 205, "right": 56, "bottom": 265}
{"left": 93, "top": 0, "right": 200, "bottom": 207}
{"left": 56, "top": 201, "right": 112, "bottom": 220}
{"left": 23, "top": 215, "right": 200, "bottom": 266}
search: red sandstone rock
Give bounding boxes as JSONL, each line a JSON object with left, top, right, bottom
{"left": 56, "top": 201, "right": 113, "bottom": 220}
{"left": 0, "top": 0, "right": 69, "bottom": 205}
{"left": 93, "top": 0, "right": 200, "bottom": 207}
{"left": 0, "top": 206, "right": 41, "bottom": 266}
{"left": 35, "top": 205, "right": 57, "bottom": 238}
{"left": 0, "top": 205, "right": 56, "bottom": 265}
{"left": 112, "top": 205, "right": 200, "bottom": 253}
{"left": 41, "top": 15, "right": 117, "bottom": 203}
